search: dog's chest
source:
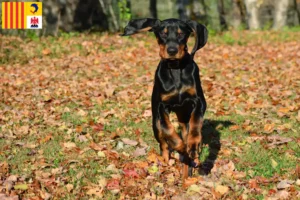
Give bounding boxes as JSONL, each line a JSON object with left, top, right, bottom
{"left": 160, "top": 69, "right": 196, "bottom": 103}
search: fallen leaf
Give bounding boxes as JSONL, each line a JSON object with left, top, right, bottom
{"left": 184, "top": 177, "right": 198, "bottom": 188}
{"left": 42, "top": 48, "right": 51, "bottom": 55}
{"left": 215, "top": 184, "right": 229, "bottom": 195}
{"left": 0, "top": 161, "right": 9, "bottom": 174}
{"left": 132, "top": 147, "right": 147, "bottom": 157}
{"left": 187, "top": 184, "right": 209, "bottom": 195}
{"left": 142, "top": 109, "right": 152, "bottom": 117}
{"left": 87, "top": 187, "right": 103, "bottom": 197}
{"left": 106, "top": 164, "right": 119, "bottom": 173}
{"left": 295, "top": 165, "right": 300, "bottom": 179}
{"left": 92, "top": 123, "right": 104, "bottom": 132}
{"left": 89, "top": 142, "right": 105, "bottom": 151}
{"left": 14, "top": 184, "right": 28, "bottom": 190}
{"left": 123, "top": 169, "right": 139, "bottom": 178}
{"left": 63, "top": 142, "right": 77, "bottom": 149}
{"left": 77, "top": 109, "right": 87, "bottom": 116}
{"left": 274, "top": 190, "right": 290, "bottom": 199}
{"left": 266, "top": 135, "right": 293, "bottom": 148}
{"left": 121, "top": 138, "right": 138, "bottom": 146}
{"left": 97, "top": 151, "right": 106, "bottom": 158}
{"left": 229, "top": 125, "right": 239, "bottom": 131}
{"left": 148, "top": 164, "right": 159, "bottom": 174}
{"left": 106, "top": 179, "right": 120, "bottom": 190}
{"left": 264, "top": 123, "right": 275, "bottom": 133}
{"left": 7, "top": 175, "right": 18, "bottom": 182}
{"left": 296, "top": 111, "right": 300, "bottom": 122}
{"left": 249, "top": 179, "right": 260, "bottom": 190}
{"left": 66, "top": 184, "right": 74, "bottom": 192}
{"left": 277, "top": 180, "right": 291, "bottom": 190}
{"left": 271, "top": 158, "right": 278, "bottom": 169}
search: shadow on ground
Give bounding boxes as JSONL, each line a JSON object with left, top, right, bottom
{"left": 199, "top": 119, "right": 234, "bottom": 175}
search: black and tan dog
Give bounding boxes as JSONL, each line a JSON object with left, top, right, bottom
{"left": 121, "top": 18, "right": 208, "bottom": 180}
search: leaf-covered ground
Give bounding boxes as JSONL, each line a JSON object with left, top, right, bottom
{"left": 0, "top": 31, "right": 299, "bottom": 199}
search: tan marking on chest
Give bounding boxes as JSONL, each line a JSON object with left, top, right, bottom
{"left": 161, "top": 90, "right": 178, "bottom": 101}
{"left": 161, "top": 86, "right": 196, "bottom": 101}
{"left": 180, "top": 86, "right": 196, "bottom": 96}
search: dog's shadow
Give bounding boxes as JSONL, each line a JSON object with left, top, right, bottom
{"left": 198, "top": 119, "right": 234, "bottom": 175}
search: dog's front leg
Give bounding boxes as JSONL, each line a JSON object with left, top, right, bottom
{"left": 154, "top": 103, "right": 186, "bottom": 162}
{"left": 186, "top": 99, "right": 205, "bottom": 167}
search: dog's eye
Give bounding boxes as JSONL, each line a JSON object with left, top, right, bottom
{"left": 178, "top": 33, "right": 184, "bottom": 38}
{"left": 160, "top": 32, "right": 167, "bottom": 38}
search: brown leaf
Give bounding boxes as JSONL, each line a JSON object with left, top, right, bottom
{"left": 215, "top": 184, "right": 229, "bottom": 196}
{"left": 123, "top": 169, "right": 139, "bottom": 178}
{"left": 296, "top": 111, "right": 300, "bottom": 122}
{"left": 274, "top": 190, "right": 290, "bottom": 199}
{"left": 142, "top": 109, "right": 152, "bottom": 118}
{"left": 147, "top": 151, "right": 164, "bottom": 164}
{"left": 63, "top": 142, "right": 77, "bottom": 149}
{"left": 249, "top": 179, "right": 260, "bottom": 191}
{"left": 92, "top": 123, "right": 104, "bottom": 132}
{"left": 229, "top": 125, "right": 240, "bottom": 131}
{"left": 183, "top": 177, "right": 199, "bottom": 188}
{"left": 86, "top": 187, "right": 103, "bottom": 197}
{"left": 110, "top": 132, "right": 119, "bottom": 139}
{"left": 296, "top": 165, "right": 300, "bottom": 179}
{"left": 266, "top": 135, "right": 293, "bottom": 148}
{"left": 89, "top": 142, "right": 105, "bottom": 151}
{"left": 76, "top": 126, "right": 83, "bottom": 133}
{"left": 132, "top": 147, "right": 147, "bottom": 157}
{"left": 42, "top": 48, "right": 51, "bottom": 55}
{"left": 0, "top": 161, "right": 9, "bottom": 174}
{"left": 264, "top": 123, "right": 275, "bottom": 133}
{"left": 106, "top": 179, "right": 120, "bottom": 190}
{"left": 277, "top": 180, "right": 291, "bottom": 190}
{"left": 121, "top": 138, "right": 138, "bottom": 146}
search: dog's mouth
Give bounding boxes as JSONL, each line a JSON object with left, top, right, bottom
{"left": 167, "top": 57, "right": 178, "bottom": 60}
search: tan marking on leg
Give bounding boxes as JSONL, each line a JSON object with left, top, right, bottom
{"left": 162, "top": 113, "right": 185, "bottom": 154}
{"left": 182, "top": 163, "right": 189, "bottom": 182}
{"left": 187, "top": 116, "right": 203, "bottom": 160}
{"left": 179, "top": 122, "right": 188, "bottom": 143}
{"left": 156, "top": 120, "right": 170, "bottom": 162}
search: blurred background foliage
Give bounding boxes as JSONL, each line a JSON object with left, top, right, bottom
{"left": 0, "top": 0, "right": 300, "bottom": 37}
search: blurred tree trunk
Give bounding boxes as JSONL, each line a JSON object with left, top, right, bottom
{"left": 204, "top": 0, "right": 221, "bottom": 31}
{"left": 272, "top": 0, "right": 289, "bottom": 30}
{"left": 150, "top": 0, "right": 157, "bottom": 18}
{"left": 285, "top": 0, "right": 300, "bottom": 27}
{"left": 176, "top": 0, "right": 189, "bottom": 21}
{"left": 296, "top": 0, "right": 300, "bottom": 23}
{"left": 244, "top": 0, "right": 260, "bottom": 29}
{"left": 221, "top": 0, "right": 245, "bottom": 29}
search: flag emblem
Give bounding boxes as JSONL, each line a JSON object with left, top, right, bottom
{"left": 1, "top": 2, "right": 42, "bottom": 29}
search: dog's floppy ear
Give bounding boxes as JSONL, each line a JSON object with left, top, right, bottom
{"left": 120, "top": 18, "right": 161, "bottom": 36}
{"left": 185, "top": 20, "right": 208, "bottom": 58}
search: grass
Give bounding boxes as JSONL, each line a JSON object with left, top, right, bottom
{"left": 0, "top": 30, "right": 299, "bottom": 199}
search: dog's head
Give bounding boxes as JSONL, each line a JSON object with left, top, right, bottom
{"left": 121, "top": 18, "right": 208, "bottom": 60}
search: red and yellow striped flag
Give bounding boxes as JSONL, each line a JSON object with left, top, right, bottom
{"left": 2, "top": 2, "right": 42, "bottom": 29}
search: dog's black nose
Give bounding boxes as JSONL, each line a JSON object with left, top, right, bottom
{"left": 167, "top": 47, "right": 178, "bottom": 56}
